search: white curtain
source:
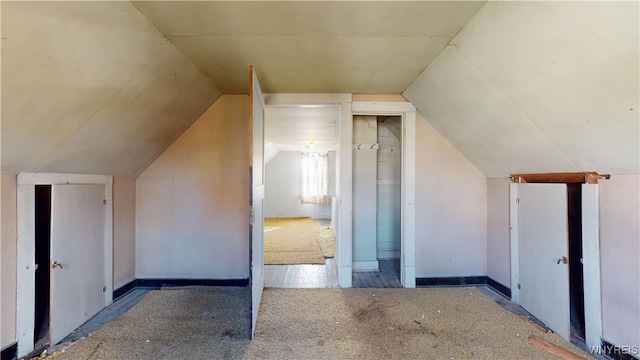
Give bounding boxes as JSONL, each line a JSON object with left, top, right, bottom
{"left": 300, "top": 152, "right": 330, "bottom": 206}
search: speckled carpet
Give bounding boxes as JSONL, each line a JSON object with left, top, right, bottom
{"left": 46, "top": 287, "right": 592, "bottom": 360}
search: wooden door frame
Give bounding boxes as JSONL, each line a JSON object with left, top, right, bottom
{"left": 509, "top": 182, "right": 603, "bottom": 347}
{"left": 352, "top": 101, "right": 416, "bottom": 288}
{"left": 16, "top": 173, "right": 113, "bottom": 357}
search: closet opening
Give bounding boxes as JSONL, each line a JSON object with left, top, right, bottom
{"left": 34, "top": 185, "right": 52, "bottom": 349}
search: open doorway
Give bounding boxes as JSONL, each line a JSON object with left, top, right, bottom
{"left": 262, "top": 105, "right": 340, "bottom": 288}
{"left": 34, "top": 185, "right": 51, "bottom": 349}
{"left": 567, "top": 183, "right": 586, "bottom": 343}
{"left": 352, "top": 116, "right": 402, "bottom": 288}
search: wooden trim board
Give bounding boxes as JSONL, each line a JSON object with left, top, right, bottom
{"left": 510, "top": 172, "right": 610, "bottom": 184}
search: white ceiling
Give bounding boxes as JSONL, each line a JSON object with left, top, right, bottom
{"left": 1, "top": 1, "right": 485, "bottom": 175}
{"left": 132, "top": 1, "right": 486, "bottom": 94}
{"left": 265, "top": 106, "right": 338, "bottom": 153}
{"left": 2, "top": 1, "right": 637, "bottom": 177}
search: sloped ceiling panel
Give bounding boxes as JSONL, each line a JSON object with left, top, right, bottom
{"left": 404, "top": 1, "right": 639, "bottom": 177}
{"left": 133, "top": 1, "right": 486, "bottom": 94}
{"left": 1, "top": 1, "right": 221, "bottom": 176}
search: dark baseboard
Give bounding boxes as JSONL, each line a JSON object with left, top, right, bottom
{"left": 416, "top": 276, "right": 488, "bottom": 287}
{"left": 113, "top": 278, "right": 249, "bottom": 301}
{"left": 487, "top": 277, "right": 511, "bottom": 298}
{"left": 598, "top": 339, "right": 639, "bottom": 360}
{"left": 416, "top": 276, "right": 512, "bottom": 298}
{"left": 113, "top": 279, "right": 136, "bottom": 300}
{"left": 1, "top": 342, "right": 17, "bottom": 360}
{"left": 135, "top": 278, "right": 249, "bottom": 289}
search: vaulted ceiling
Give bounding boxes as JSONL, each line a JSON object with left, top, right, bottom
{"left": 133, "top": 1, "right": 485, "bottom": 94}
{"left": 2, "top": 1, "right": 638, "bottom": 177}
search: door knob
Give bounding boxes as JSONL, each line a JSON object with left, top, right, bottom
{"left": 556, "top": 256, "right": 568, "bottom": 265}
{"left": 52, "top": 261, "right": 63, "bottom": 269}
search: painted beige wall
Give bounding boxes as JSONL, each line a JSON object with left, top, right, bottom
{"left": 599, "top": 174, "right": 640, "bottom": 348}
{"left": 136, "top": 95, "right": 250, "bottom": 279}
{"left": 113, "top": 178, "right": 136, "bottom": 289}
{"left": 487, "top": 177, "right": 511, "bottom": 286}
{"left": 1, "top": 175, "right": 17, "bottom": 348}
{"left": 414, "top": 113, "right": 487, "bottom": 277}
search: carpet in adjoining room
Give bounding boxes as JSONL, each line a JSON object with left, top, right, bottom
{"left": 264, "top": 217, "right": 332, "bottom": 265}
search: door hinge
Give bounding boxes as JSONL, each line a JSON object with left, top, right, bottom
{"left": 249, "top": 206, "right": 254, "bottom": 226}
{"left": 103, "top": 199, "right": 108, "bottom": 205}
{"left": 516, "top": 198, "right": 519, "bottom": 204}
{"left": 103, "top": 286, "right": 107, "bottom": 293}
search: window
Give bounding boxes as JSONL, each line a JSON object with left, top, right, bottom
{"left": 299, "top": 152, "right": 329, "bottom": 206}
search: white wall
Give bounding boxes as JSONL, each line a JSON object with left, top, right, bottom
{"left": 265, "top": 151, "right": 312, "bottom": 218}
{"left": 136, "top": 95, "right": 249, "bottom": 279}
{"left": 1, "top": 175, "right": 17, "bottom": 349}
{"left": 264, "top": 150, "right": 335, "bottom": 219}
{"left": 487, "top": 177, "right": 511, "bottom": 287}
{"left": 113, "top": 177, "right": 136, "bottom": 289}
{"left": 599, "top": 174, "right": 640, "bottom": 348}
{"left": 414, "top": 112, "right": 487, "bottom": 277}
{"left": 352, "top": 116, "right": 379, "bottom": 270}
{"left": 376, "top": 117, "right": 401, "bottom": 259}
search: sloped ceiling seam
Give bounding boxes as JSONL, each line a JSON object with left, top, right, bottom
{"left": 128, "top": 3, "right": 223, "bottom": 178}
{"left": 130, "top": 1, "right": 222, "bottom": 95}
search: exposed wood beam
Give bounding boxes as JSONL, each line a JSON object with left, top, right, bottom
{"left": 510, "top": 172, "right": 610, "bottom": 184}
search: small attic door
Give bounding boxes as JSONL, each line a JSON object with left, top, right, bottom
{"left": 512, "top": 183, "right": 570, "bottom": 339}
{"left": 509, "top": 173, "right": 604, "bottom": 347}
{"left": 16, "top": 173, "right": 113, "bottom": 358}
{"left": 49, "top": 184, "right": 106, "bottom": 345}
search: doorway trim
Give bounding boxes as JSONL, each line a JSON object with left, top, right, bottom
{"left": 16, "top": 173, "right": 113, "bottom": 357}
{"left": 509, "top": 182, "right": 603, "bottom": 347}
{"left": 263, "top": 94, "right": 353, "bottom": 287}
{"left": 352, "top": 101, "right": 416, "bottom": 288}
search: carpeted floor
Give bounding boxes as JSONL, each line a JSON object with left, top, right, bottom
{"left": 264, "top": 218, "right": 334, "bottom": 265}
{"left": 46, "top": 287, "right": 592, "bottom": 360}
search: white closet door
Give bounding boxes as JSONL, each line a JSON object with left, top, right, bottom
{"left": 517, "top": 183, "right": 570, "bottom": 340}
{"left": 50, "top": 184, "right": 105, "bottom": 344}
